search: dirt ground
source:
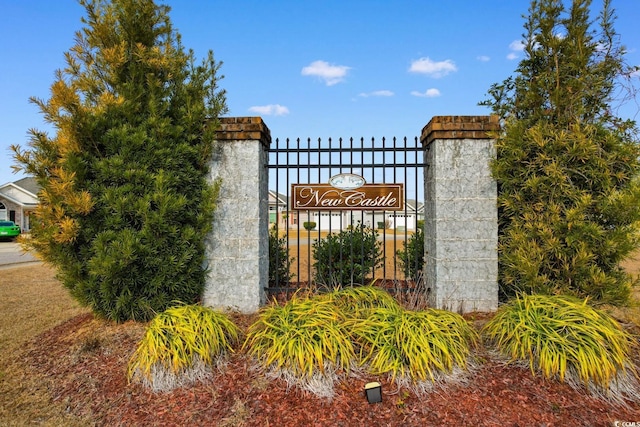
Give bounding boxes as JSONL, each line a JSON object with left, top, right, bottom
{"left": 2, "top": 249, "right": 640, "bottom": 425}
{"left": 22, "top": 310, "right": 640, "bottom": 426}
{"left": 286, "top": 238, "right": 410, "bottom": 283}
{"left": 622, "top": 251, "right": 640, "bottom": 278}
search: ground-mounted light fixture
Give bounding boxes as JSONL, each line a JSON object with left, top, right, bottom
{"left": 364, "top": 382, "right": 382, "bottom": 404}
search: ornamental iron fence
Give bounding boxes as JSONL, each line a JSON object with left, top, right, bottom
{"left": 267, "top": 135, "right": 427, "bottom": 301}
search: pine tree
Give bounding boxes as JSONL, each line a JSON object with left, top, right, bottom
{"left": 481, "top": 0, "right": 640, "bottom": 304}
{"left": 12, "top": 0, "right": 227, "bottom": 321}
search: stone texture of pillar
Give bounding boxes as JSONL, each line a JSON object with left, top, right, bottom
{"left": 421, "top": 116, "right": 500, "bottom": 313}
{"left": 203, "top": 117, "right": 270, "bottom": 313}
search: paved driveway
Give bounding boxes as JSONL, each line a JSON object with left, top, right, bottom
{"left": 0, "top": 241, "right": 38, "bottom": 268}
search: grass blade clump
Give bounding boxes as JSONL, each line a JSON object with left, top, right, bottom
{"left": 242, "top": 295, "right": 356, "bottom": 398}
{"left": 322, "top": 285, "right": 400, "bottom": 320}
{"left": 128, "top": 304, "right": 239, "bottom": 392}
{"left": 483, "top": 293, "right": 639, "bottom": 403}
{"left": 349, "top": 306, "right": 478, "bottom": 393}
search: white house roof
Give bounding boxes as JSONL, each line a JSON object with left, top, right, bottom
{"left": 0, "top": 177, "right": 40, "bottom": 207}
{"left": 268, "top": 190, "right": 289, "bottom": 207}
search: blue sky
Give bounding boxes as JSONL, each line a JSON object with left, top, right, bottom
{"left": 1, "top": 0, "right": 639, "bottom": 186}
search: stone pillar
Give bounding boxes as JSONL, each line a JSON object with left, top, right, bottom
{"left": 203, "top": 117, "right": 270, "bottom": 313}
{"left": 421, "top": 116, "right": 499, "bottom": 313}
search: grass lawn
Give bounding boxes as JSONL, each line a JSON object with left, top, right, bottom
{"left": 0, "top": 264, "right": 91, "bottom": 426}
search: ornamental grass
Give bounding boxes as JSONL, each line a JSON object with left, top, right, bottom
{"left": 321, "top": 285, "right": 400, "bottom": 319}
{"left": 482, "top": 293, "right": 640, "bottom": 403}
{"left": 244, "top": 287, "right": 481, "bottom": 397}
{"left": 348, "top": 306, "right": 479, "bottom": 393}
{"left": 127, "top": 304, "right": 239, "bottom": 392}
{"left": 242, "top": 294, "right": 357, "bottom": 398}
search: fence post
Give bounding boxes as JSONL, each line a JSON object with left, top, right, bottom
{"left": 203, "top": 117, "right": 270, "bottom": 313}
{"left": 421, "top": 116, "right": 500, "bottom": 313}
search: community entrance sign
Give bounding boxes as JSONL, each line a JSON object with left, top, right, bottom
{"left": 292, "top": 174, "right": 403, "bottom": 211}
{"left": 203, "top": 115, "right": 499, "bottom": 315}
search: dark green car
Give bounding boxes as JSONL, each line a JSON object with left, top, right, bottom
{"left": 0, "top": 221, "right": 21, "bottom": 240}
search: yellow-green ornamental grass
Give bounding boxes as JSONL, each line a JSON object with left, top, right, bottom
{"left": 243, "top": 295, "right": 356, "bottom": 377}
{"left": 128, "top": 288, "right": 639, "bottom": 402}
{"left": 242, "top": 294, "right": 356, "bottom": 398}
{"left": 243, "top": 286, "right": 479, "bottom": 397}
{"left": 322, "top": 285, "right": 399, "bottom": 319}
{"left": 483, "top": 294, "right": 639, "bottom": 402}
{"left": 347, "top": 306, "right": 478, "bottom": 385}
{"left": 128, "top": 304, "right": 239, "bottom": 392}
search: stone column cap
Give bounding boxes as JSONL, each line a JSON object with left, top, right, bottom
{"left": 421, "top": 115, "right": 500, "bottom": 146}
{"left": 216, "top": 117, "right": 272, "bottom": 146}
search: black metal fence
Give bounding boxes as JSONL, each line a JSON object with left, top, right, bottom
{"left": 267, "top": 136, "right": 426, "bottom": 301}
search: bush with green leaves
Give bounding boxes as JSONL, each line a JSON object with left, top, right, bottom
{"left": 12, "top": 0, "right": 227, "bottom": 321}
{"left": 482, "top": 294, "right": 639, "bottom": 403}
{"left": 312, "top": 222, "right": 383, "bottom": 288}
{"left": 242, "top": 294, "right": 356, "bottom": 398}
{"left": 481, "top": 0, "right": 640, "bottom": 304}
{"left": 348, "top": 306, "right": 478, "bottom": 394}
{"left": 128, "top": 304, "right": 239, "bottom": 392}
{"left": 268, "top": 225, "right": 294, "bottom": 286}
{"left": 303, "top": 221, "right": 316, "bottom": 231}
{"left": 396, "top": 228, "right": 425, "bottom": 282}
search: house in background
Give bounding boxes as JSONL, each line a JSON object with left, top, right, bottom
{"left": 0, "top": 177, "right": 40, "bottom": 231}
{"left": 268, "top": 190, "right": 292, "bottom": 229}
{"left": 380, "top": 199, "right": 422, "bottom": 231}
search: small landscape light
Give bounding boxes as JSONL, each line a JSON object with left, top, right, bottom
{"left": 364, "top": 381, "right": 382, "bottom": 404}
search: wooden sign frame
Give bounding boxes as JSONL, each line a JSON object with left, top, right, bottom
{"left": 291, "top": 183, "right": 404, "bottom": 211}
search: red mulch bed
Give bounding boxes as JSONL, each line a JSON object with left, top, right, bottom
{"left": 24, "top": 312, "right": 640, "bottom": 426}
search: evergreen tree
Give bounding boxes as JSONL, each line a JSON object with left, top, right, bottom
{"left": 12, "top": 0, "right": 227, "bottom": 321}
{"left": 481, "top": 0, "right": 640, "bottom": 304}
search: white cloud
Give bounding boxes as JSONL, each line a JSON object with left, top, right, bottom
{"left": 358, "top": 90, "right": 394, "bottom": 98}
{"left": 408, "top": 57, "right": 457, "bottom": 78}
{"left": 507, "top": 40, "right": 525, "bottom": 60}
{"left": 248, "top": 104, "right": 290, "bottom": 116}
{"left": 301, "top": 60, "right": 351, "bottom": 86}
{"left": 411, "top": 88, "right": 441, "bottom": 98}
{"left": 477, "top": 55, "right": 490, "bottom": 62}
{"left": 595, "top": 42, "right": 608, "bottom": 53}
{"left": 509, "top": 40, "right": 525, "bottom": 51}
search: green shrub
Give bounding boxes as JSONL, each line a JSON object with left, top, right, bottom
{"left": 128, "top": 304, "right": 239, "bottom": 392}
{"left": 269, "top": 225, "right": 294, "bottom": 286}
{"left": 348, "top": 306, "right": 478, "bottom": 392}
{"left": 242, "top": 295, "right": 356, "bottom": 398}
{"left": 312, "top": 222, "right": 383, "bottom": 288}
{"left": 483, "top": 294, "right": 639, "bottom": 402}
{"left": 482, "top": 0, "right": 640, "bottom": 305}
{"left": 396, "top": 228, "right": 425, "bottom": 282}
{"left": 13, "top": 0, "right": 227, "bottom": 322}
{"left": 303, "top": 222, "right": 316, "bottom": 231}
